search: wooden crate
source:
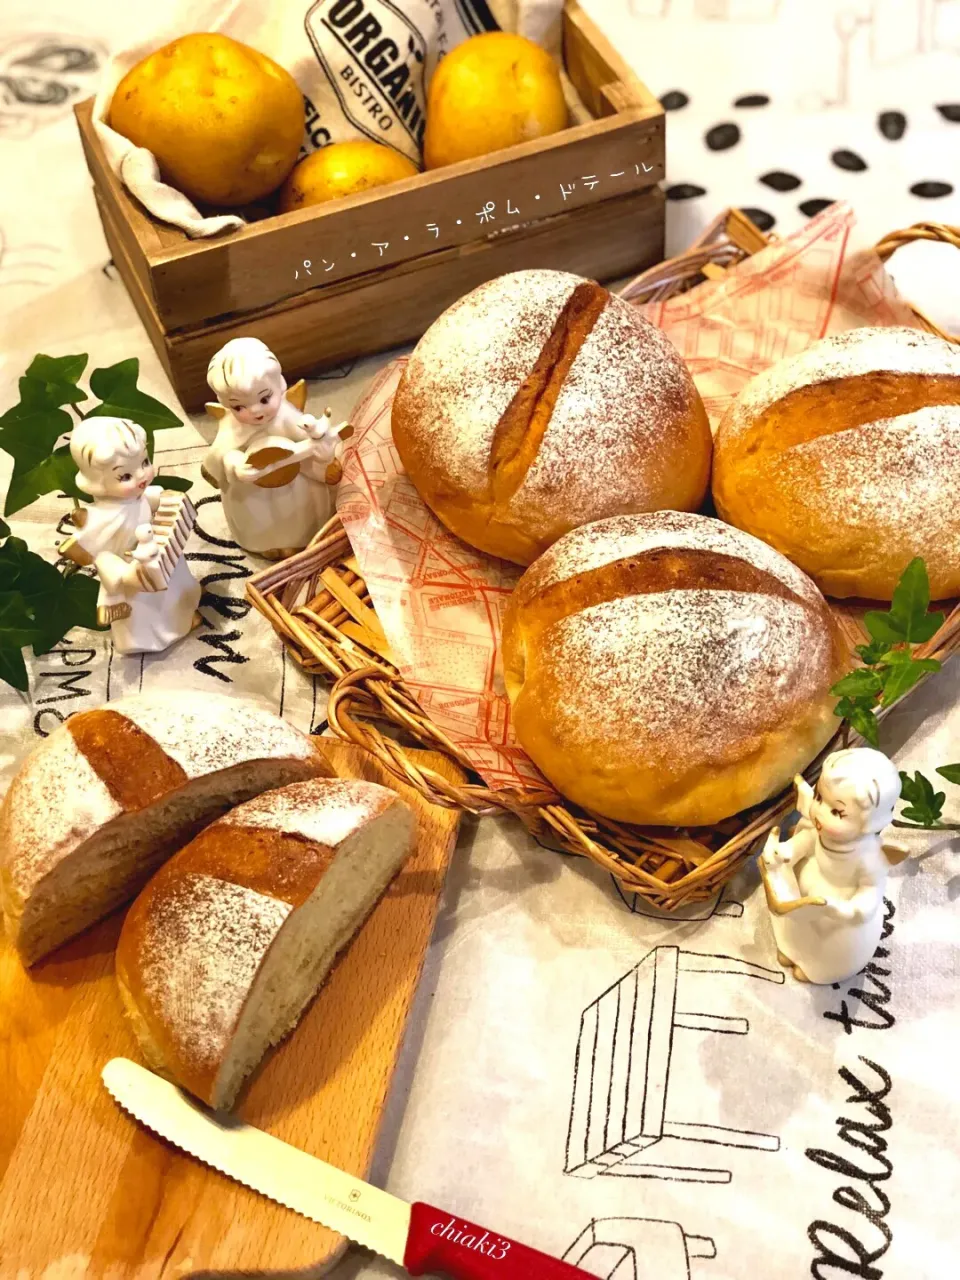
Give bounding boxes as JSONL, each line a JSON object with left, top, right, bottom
{"left": 73, "top": 1, "right": 665, "bottom": 410}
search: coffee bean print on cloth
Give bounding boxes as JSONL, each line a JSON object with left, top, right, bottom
{"left": 705, "top": 122, "right": 741, "bottom": 150}
{"left": 832, "top": 149, "right": 868, "bottom": 171}
{"left": 741, "top": 207, "right": 775, "bottom": 231}
{"left": 935, "top": 104, "right": 960, "bottom": 122}
{"left": 910, "top": 181, "right": 954, "bottom": 198}
{"left": 665, "top": 183, "right": 707, "bottom": 200}
{"left": 760, "top": 171, "right": 802, "bottom": 192}
{"left": 799, "top": 198, "right": 836, "bottom": 217}
{"left": 877, "top": 110, "right": 907, "bottom": 140}
{"left": 660, "top": 90, "right": 689, "bottom": 110}
{"left": 734, "top": 93, "right": 770, "bottom": 107}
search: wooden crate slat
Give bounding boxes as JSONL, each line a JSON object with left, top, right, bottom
{"left": 102, "top": 186, "right": 663, "bottom": 410}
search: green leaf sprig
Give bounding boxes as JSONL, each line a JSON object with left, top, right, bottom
{"left": 0, "top": 353, "right": 189, "bottom": 516}
{"left": 0, "top": 534, "right": 102, "bottom": 691}
{"left": 830, "top": 558, "right": 944, "bottom": 748}
{"left": 895, "top": 767, "right": 960, "bottom": 832}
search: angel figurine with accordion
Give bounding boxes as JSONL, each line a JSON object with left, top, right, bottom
{"left": 203, "top": 337, "right": 352, "bottom": 559}
{"left": 60, "top": 417, "right": 202, "bottom": 655}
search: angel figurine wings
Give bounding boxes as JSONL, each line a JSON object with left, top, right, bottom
{"left": 759, "top": 748, "right": 908, "bottom": 985}
{"left": 203, "top": 338, "right": 351, "bottom": 558}
{"left": 60, "top": 417, "right": 201, "bottom": 655}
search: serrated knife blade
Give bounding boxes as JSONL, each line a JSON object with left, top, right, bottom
{"left": 102, "top": 1059, "right": 594, "bottom": 1279}
{"left": 102, "top": 1057, "right": 410, "bottom": 1263}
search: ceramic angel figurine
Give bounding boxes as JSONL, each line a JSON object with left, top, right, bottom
{"left": 203, "top": 337, "right": 347, "bottom": 558}
{"left": 759, "top": 748, "right": 908, "bottom": 985}
{"left": 60, "top": 417, "right": 202, "bottom": 655}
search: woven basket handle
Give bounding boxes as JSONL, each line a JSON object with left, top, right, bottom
{"left": 873, "top": 220, "right": 959, "bottom": 343}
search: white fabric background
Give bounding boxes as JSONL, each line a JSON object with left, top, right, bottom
{"left": 1, "top": 2, "right": 959, "bottom": 1277}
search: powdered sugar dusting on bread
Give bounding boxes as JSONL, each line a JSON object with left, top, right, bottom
{"left": 723, "top": 326, "right": 960, "bottom": 442}
{"left": 522, "top": 511, "right": 822, "bottom": 605}
{"left": 115, "top": 691, "right": 317, "bottom": 777}
{"left": 775, "top": 405, "right": 960, "bottom": 575}
{"left": 399, "top": 269, "right": 580, "bottom": 492}
{"left": 518, "top": 294, "right": 697, "bottom": 520}
{"left": 138, "top": 872, "right": 291, "bottom": 1074}
{"left": 1, "top": 724, "right": 120, "bottom": 898}
{"left": 544, "top": 589, "right": 830, "bottom": 761}
{"left": 219, "top": 778, "right": 395, "bottom": 848}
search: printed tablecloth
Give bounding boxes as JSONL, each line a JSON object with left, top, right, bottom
{"left": 1, "top": 2, "right": 958, "bottom": 1277}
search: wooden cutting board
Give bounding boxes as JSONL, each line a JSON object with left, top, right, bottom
{"left": 0, "top": 742, "right": 465, "bottom": 1278}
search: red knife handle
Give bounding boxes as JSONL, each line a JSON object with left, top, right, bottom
{"left": 404, "top": 1202, "right": 591, "bottom": 1279}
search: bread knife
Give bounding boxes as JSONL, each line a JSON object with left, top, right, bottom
{"left": 102, "top": 1058, "right": 592, "bottom": 1279}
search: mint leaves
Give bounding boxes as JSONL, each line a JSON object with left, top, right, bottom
{"left": 895, "top": 766, "right": 960, "bottom": 831}
{"left": 0, "top": 352, "right": 193, "bottom": 692}
{"left": 829, "top": 557, "right": 960, "bottom": 832}
{"left": 831, "top": 558, "right": 944, "bottom": 748}
{"left": 0, "top": 535, "right": 102, "bottom": 691}
{"left": 0, "top": 353, "right": 189, "bottom": 516}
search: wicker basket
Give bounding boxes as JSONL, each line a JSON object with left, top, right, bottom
{"left": 247, "top": 213, "right": 960, "bottom": 911}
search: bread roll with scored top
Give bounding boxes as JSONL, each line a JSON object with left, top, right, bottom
{"left": 712, "top": 326, "right": 960, "bottom": 600}
{"left": 0, "top": 692, "right": 330, "bottom": 964}
{"left": 502, "top": 512, "right": 848, "bottom": 826}
{"left": 116, "top": 777, "right": 415, "bottom": 1110}
{"left": 392, "top": 269, "right": 712, "bottom": 565}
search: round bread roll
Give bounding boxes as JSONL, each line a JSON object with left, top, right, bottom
{"left": 392, "top": 269, "right": 711, "bottom": 565}
{"left": 501, "top": 511, "right": 848, "bottom": 826}
{"left": 712, "top": 326, "right": 960, "bottom": 600}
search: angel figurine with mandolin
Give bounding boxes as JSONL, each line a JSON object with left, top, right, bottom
{"left": 759, "top": 747, "right": 909, "bottom": 985}
{"left": 203, "top": 337, "right": 352, "bottom": 558}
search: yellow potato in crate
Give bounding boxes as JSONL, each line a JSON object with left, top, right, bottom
{"left": 424, "top": 32, "right": 568, "bottom": 170}
{"left": 279, "top": 139, "right": 419, "bottom": 212}
{"left": 109, "top": 33, "right": 304, "bottom": 207}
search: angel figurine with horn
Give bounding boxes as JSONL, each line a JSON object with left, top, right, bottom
{"left": 759, "top": 747, "right": 908, "bottom": 985}
{"left": 203, "top": 337, "right": 352, "bottom": 559}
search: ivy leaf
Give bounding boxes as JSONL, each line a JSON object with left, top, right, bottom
{"left": 0, "top": 541, "right": 104, "bottom": 693}
{"left": 935, "top": 764, "right": 960, "bottom": 786}
{"left": 155, "top": 473, "right": 193, "bottom": 492}
{"left": 0, "top": 641, "right": 28, "bottom": 692}
{"left": 879, "top": 653, "right": 941, "bottom": 706}
{"left": 24, "top": 353, "right": 88, "bottom": 407}
{"left": 0, "top": 591, "right": 39, "bottom": 650}
{"left": 888, "top": 557, "right": 945, "bottom": 643}
{"left": 0, "top": 383, "right": 73, "bottom": 514}
{"left": 898, "top": 770, "right": 945, "bottom": 826}
{"left": 85, "top": 360, "right": 182, "bottom": 450}
{"left": 0, "top": 535, "right": 34, "bottom": 592}
{"left": 61, "top": 571, "right": 103, "bottom": 634}
{"left": 831, "top": 668, "right": 883, "bottom": 699}
{"left": 4, "top": 444, "right": 84, "bottom": 516}
{"left": 0, "top": 592, "right": 39, "bottom": 692}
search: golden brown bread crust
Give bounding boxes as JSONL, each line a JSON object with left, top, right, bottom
{"left": 67, "top": 710, "right": 189, "bottom": 809}
{"left": 116, "top": 779, "right": 402, "bottom": 1106}
{"left": 0, "top": 692, "right": 332, "bottom": 961}
{"left": 712, "top": 327, "right": 960, "bottom": 600}
{"left": 502, "top": 512, "right": 848, "bottom": 826}
{"left": 392, "top": 269, "right": 712, "bottom": 566}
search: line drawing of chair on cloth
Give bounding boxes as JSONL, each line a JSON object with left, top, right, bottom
{"left": 565, "top": 946, "right": 783, "bottom": 1185}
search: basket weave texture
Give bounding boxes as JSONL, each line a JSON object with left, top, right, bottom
{"left": 247, "top": 213, "right": 960, "bottom": 911}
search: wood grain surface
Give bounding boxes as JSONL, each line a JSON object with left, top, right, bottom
{"left": 0, "top": 741, "right": 465, "bottom": 1278}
